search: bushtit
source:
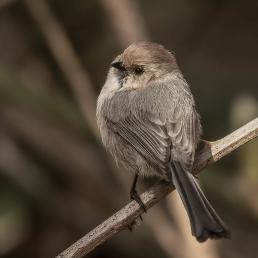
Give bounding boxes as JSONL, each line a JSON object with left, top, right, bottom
{"left": 96, "top": 41, "right": 230, "bottom": 242}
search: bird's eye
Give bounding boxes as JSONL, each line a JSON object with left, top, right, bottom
{"left": 134, "top": 66, "right": 144, "bottom": 75}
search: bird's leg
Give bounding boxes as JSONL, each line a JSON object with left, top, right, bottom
{"left": 127, "top": 174, "right": 146, "bottom": 231}
{"left": 130, "top": 174, "right": 147, "bottom": 213}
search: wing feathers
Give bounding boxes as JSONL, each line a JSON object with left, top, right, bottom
{"left": 108, "top": 105, "right": 198, "bottom": 178}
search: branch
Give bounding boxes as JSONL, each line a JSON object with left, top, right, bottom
{"left": 56, "top": 118, "right": 258, "bottom": 258}
{"left": 0, "top": 0, "right": 16, "bottom": 9}
{"left": 100, "top": 0, "right": 148, "bottom": 47}
{"left": 23, "top": 0, "right": 98, "bottom": 135}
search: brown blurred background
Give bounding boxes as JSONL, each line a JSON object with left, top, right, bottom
{"left": 0, "top": 0, "right": 258, "bottom": 257}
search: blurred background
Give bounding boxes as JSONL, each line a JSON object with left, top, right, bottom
{"left": 0, "top": 0, "right": 258, "bottom": 257}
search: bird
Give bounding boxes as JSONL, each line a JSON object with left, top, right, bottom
{"left": 96, "top": 41, "right": 230, "bottom": 242}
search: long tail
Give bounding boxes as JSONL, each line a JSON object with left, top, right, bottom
{"left": 171, "top": 162, "right": 231, "bottom": 242}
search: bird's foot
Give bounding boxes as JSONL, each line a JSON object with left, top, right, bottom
{"left": 130, "top": 189, "right": 147, "bottom": 213}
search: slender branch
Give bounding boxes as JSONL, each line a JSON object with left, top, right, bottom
{"left": 100, "top": 0, "right": 148, "bottom": 47}
{"left": 23, "top": 0, "right": 98, "bottom": 135}
{"left": 0, "top": 0, "right": 16, "bottom": 9}
{"left": 56, "top": 118, "right": 258, "bottom": 258}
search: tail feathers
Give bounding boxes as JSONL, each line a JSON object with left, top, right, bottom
{"left": 171, "top": 162, "right": 231, "bottom": 242}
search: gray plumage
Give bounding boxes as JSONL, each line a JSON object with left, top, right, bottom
{"left": 96, "top": 41, "right": 230, "bottom": 242}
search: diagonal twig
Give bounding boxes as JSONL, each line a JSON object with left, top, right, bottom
{"left": 56, "top": 117, "right": 258, "bottom": 258}
{"left": 0, "top": 0, "right": 16, "bottom": 9}
{"left": 23, "top": 0, "right": 98, "bottom": 135}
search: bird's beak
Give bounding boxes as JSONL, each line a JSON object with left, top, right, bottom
{"left": 111, "top": 61, "right": 126, "bottom": 71}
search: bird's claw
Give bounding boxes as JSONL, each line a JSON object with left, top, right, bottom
{"left": 130, "top": 189, "right": 147, "bottom": 213}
